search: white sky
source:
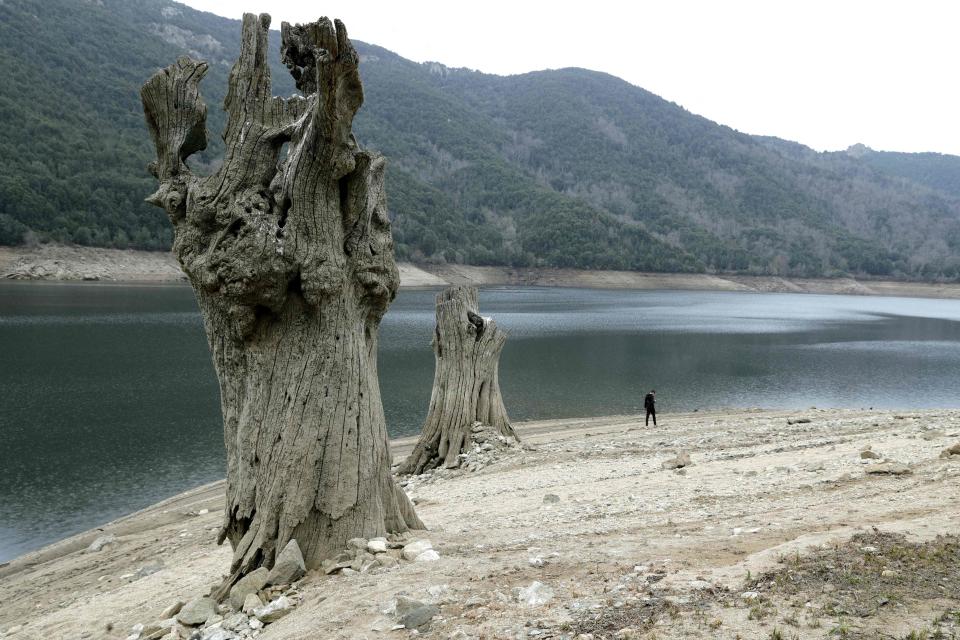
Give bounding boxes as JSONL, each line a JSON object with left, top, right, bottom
{"left": 180, "top": 0, "right": 960, "bottom": 156}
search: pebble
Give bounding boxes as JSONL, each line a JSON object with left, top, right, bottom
{"left": 86, "top": 534, "right": 117, "bottom": 553}
{"left": 160, "top": 602, "right": 184, "bottom": 619}
{"left": 515, "top": 581, "right": 554, "bottom": 606}
{"left": 661, "top": 451, "right": 691, "bottom": 470}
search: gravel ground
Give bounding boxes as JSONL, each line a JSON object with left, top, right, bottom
{"left": 1, "top": 408, "right": 959, "bottom": 639}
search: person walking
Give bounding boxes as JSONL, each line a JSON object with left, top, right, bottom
{"left": 644, "top": 389, "right": 657, "bottom": 426}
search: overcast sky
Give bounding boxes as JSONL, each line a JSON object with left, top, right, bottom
{"left": 180, "top": 0, "right": 960, "bottom": 156}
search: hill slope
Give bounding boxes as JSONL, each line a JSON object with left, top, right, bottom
{"left": 1, "top": 0, "right": 959, "bottom": 278}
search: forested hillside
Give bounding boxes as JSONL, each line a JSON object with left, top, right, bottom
{"left": 2, "top": 0, "right": 959, "bottom": 278}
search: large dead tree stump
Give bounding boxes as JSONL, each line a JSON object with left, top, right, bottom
{"left": 398, "top": 286, "right": 517, "bottom": 475}
{"left": 141, "top": 13, "right": 422, "bottom": 584}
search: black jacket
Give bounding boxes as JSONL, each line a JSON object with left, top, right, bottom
{"left": 644, "top": 393, "right": 655, "bottom": 410}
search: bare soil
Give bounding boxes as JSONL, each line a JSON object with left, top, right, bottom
{"left": 1, "top": 409, "right": 959, "bottom": 640}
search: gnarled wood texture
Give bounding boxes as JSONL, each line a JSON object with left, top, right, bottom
{"left": 141, "top": 13, "right": 423, "bottom": 585}
{"left": 398, "top": 286, "right": 517, "bottom": 475}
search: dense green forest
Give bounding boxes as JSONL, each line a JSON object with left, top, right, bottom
{"left": 1, "top": 0, "right": 959, "bottom": 278}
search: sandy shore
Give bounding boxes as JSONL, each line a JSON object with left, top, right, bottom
{"left": 2, "top": 408, "right": 959, "bottom": 639}
{"left": 4, "top": 245, "right": 960, "bottom": 298}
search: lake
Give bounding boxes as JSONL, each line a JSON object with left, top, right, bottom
{"left": 2, "top": 282, "right": 960, "bottom": 562}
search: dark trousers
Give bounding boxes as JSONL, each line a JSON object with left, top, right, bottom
{"left": 646, "top": 408, "right": 656, "bottom": 426}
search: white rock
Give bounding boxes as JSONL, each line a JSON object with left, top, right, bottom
{"left": 87, "top": 534, "right": 117, "bottom": 552}
{"left": 414, "top": 549, "right": 440, "bottom": 562}
{"left": 367, "top": 538, "right": 388, "bottom": 554}
{"left": 427, "top": 584, "right": 451, "bottom": 600}
{"left": 253, "top": 595, "right": 293, "bottom": 623}
{"left": 740, "top": 591, "right": 760, "bottom": 600}
{"left": 515, "top": 581, "right": 554, "bottom": 606}
{"left": 402, "top": 539, "right": 433, "bottom": 561}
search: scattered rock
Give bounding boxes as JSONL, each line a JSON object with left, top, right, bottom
{"left": 543, "top": 494, "right": 561, "bottom": 504}
{"left": 253, "top": 595, "right": 293, "bottom": 624}
{"left": 514, "top": 581, "right": 554, "bottom": 606}
{"left": 346, "top": 537, "right": 368, "bottom": 551}
{"left": 241, "top": 593, "right": 263, "bottom": 615}
{"left": 661, "top": 450, "right": 692, "bottom": 470}
{"left": 366, "top": 537, "right": 388, "bottom": 554}
{"left": 394, "top": 596, "right": 439, "bottom": 630}
{"left": 371, "top": 618, "right": 403, "bottom": 632}
{"left": 228, "top": 567, "right": 269, "bottom": 610}
{"left": 321, "top": 551, "right": 353, "bottom": 575}
{"left": 87, "top": 534, "right": 116, "bottom": 552}
{"left": 865, "top": 462, "right": 912, "bottom": 476}
{"left": 266, "top": 539, "right": 305, "bottom": 586}
{"left": 135, "top": 561, "right": 164, "bottom": 579}
{"left": 787, "top": 418, "right": 812, "bottom": 425}
{"left": 941, "top": 443, "right": 960, "bottom": 458}
{"left": 860, "top": 449, "right": 881, "bottom": 459}
{"left": 374, "top": 555, "right": 400, "bottom": 570}
{"left": 881, "top": 569, "right": 900, "bottom": 578}
{"left": 176, "top": 597, "right": 218, "bottom": 626}
{"left": 402, "top": 539, "right": 434, "bottom": 561}
{"left": 160, "top": 601, "right": 184, "bottom": 619}
{"left": 414, "top": 549, "right": 441, "bottom": 562}
{"left": 921, "top": 430, "right": 946, "bottom": 441}
{"left": 740, "top": 591, "right": 760, "bottom": 600}
{"left": 399, "top": 603, "right": 439, "bottom": 630}
{"left": 198, "top": 628, "right": 236, "bottom": 640}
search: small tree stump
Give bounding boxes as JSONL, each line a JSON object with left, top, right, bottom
{"left": 399, "top": 286, "right": 517, "bottom": 474}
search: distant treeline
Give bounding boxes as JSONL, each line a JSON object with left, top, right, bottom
{"left": 2, "top": 0, "right": 960, "bottom": 280}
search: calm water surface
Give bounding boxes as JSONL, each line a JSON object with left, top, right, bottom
{"left": 2, "top": 282, "right": 960, "bottom": 561}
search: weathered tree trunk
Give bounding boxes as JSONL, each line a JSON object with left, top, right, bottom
{"left": 140, "top": 13, "right": 422, "bottom": 585}
{"left": 398, "top": 286, "right": 517, "bottom": 475}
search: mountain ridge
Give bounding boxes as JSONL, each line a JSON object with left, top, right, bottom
{"left": 1, "top": 0, "right": 958, "bottom": 279}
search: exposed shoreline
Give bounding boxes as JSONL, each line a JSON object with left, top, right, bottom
{"left": 2, "top": 408, "right": 959, "bottom": 638}
{"left": 4, "top": 245, "right": 960, "bottom": 299}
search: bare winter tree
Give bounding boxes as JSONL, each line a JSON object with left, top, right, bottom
{"left": 398, "top": 286, "right": 517, "bottom": 474}
{"left": 141, "top": 13, "right": 423, "bottom": 583}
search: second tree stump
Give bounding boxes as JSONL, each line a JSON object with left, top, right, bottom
{"left": 399, "top": 286, "right": 517, "bottom": 474}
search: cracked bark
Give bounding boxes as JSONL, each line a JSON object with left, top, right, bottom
{"left": 398, "top": 286, "right": 517, "bottom": 475}
{"left": 141, "top": 13, "right": 423, "bottom": 588}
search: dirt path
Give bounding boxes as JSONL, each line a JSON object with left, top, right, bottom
{"left": 1, "top": 409, "right": 959, "bottom": 639}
